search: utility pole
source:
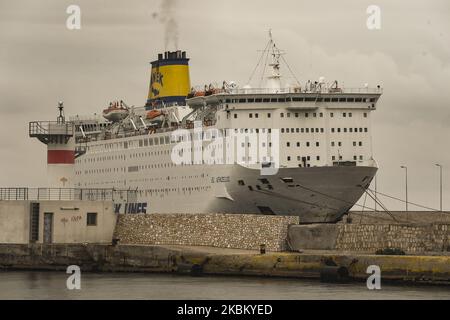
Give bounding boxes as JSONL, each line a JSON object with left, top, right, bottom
{"left": 374, "top": 175, "right": 377, "bottom": 212}
{"left": 400, "top": 165, "right": 408, "bottom": 220}
{"left": 436, "top": 164, "right": 443, "bottom": 212}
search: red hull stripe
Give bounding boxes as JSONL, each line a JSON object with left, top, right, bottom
{"left": 47, "top": 150, "right": 75, "bottom": 164}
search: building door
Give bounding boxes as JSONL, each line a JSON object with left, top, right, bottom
{"left": 29, "top": 203, "right": 40, "bottom": 243}
{"left": 43, "top": 213, "right": 53, "bottom": 244}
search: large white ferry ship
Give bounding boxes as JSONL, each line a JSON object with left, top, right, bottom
{"left": 30, "top": 35, "right": 382, "bottom": 223}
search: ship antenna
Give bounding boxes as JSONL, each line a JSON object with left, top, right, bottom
{"left": 57, "top": 101, "right": 65, "bottom": 124}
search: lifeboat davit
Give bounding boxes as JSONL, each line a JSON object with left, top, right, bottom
{"left": 102, "top": 103, "right": 129, "bottom": 122}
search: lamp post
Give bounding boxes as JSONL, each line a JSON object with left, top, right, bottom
{"left": 436, "top": 164, "right": 443, "bottom": 212}
{"left": 400, "top": 166, "right": 408, "bottom": 215}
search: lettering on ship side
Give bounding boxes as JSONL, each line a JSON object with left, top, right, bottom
{"left": 114, "top": 202, "right": 148, "bottom": 214}
{"left": 210, "top": 176, "right": 230, "bottom": 183}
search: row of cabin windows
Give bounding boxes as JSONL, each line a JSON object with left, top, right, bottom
{"left": 330, "top": 141, "right": 363, "bottom": 147}
{"left": 286, "top": 142, "right": 320, "bottom": 147}
{"left": 285, "top": 155, "right": 364, "bottom": 162}
{"left": 281, "top": 127, "right": 368, "bottom": 133}
{"left": 330, "top": 155, "right": 364, "bottom": 161}
{"left": 331, "top": 127, "right": 368, "bottom": 133}
{"left": 286, "top": 156, "right": 320, "bottom": 161}
{"left": 225, "top": 97, "right": 376, "bottom": 103}
{"left": 282, "top": 128, "right": 324, "bottom": 133}
{"left": 237, "top": 112, "right": 368, "bottom": 119}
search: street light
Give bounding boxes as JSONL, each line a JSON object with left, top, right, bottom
{"left": 400, "top": 166, "right": 408, "bottom": 213}
{"left": 435, "top": 164, "right": 443, "bottom": 212}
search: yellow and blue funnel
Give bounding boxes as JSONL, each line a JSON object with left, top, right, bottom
{"left": 146, "top": 50, "right": 191, "bottom": 109}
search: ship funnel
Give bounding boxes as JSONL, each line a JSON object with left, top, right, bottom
{"left": 146, "top": 50, "right": 191, "bottom": 109}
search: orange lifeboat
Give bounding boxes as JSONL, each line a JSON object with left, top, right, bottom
{"left": 146, "top": 109, "right": 163, "bottom": 120}
{"left": 194, "top": 91, "right": 206, "bottom": 97}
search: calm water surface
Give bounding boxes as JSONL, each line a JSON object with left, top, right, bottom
{"left": 0, "top": 271, "right": 449, "bottom": 300}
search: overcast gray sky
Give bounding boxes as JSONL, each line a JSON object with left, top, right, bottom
{"left": 0, "top": 0, "right": 449, "bottom": 211}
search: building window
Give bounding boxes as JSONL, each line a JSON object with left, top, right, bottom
{"left": 267, "top": 113, "right": 271, "bottom": 118}
{"left": 296, "top": 142, "right": 300, "bottom": 147}
{"left": 320, "top": 113, "right": 323, "bottom": 117}
{"left": 316, "top": 142, "right": 319, "bottom": 147}
{"left": 331, "top": 128, "right": 335, "bottom": 133}
{"left": 359, "top": 155, "right": 363, "bottom": 160}
{"left": 338, "top": 142, "right": 342, "bottom": 146}
{"left": 280, "top": 113, "right": 284, "bottom": 118}
{"left": 343, "top": 113, "right": 346, "bottom": 117}
{"left": 331, "top": 142, "right": 335, "bottom": 146}
{"left": 305, "top": 113, "right": 309, "bottom": 118}
{"left": 295, "top": 113, "right": 299, "bottom": 118}
{"left": 364, "top": 128, "right": 368, "bottom": 132}
{"left": 349, "top": 113, "right": 352, "bottom": 117}
{"left": 330, "top": 112, "right": 334, "bottom": 117}
{"left": 332, "top": 156, "right": 336, "bottom": 161}
{"left": 287, "top": 156, "right": 291, "bottom": 161}
{"left": 364, "top": 113, "right": 367, "bottom": 118}
{"left": 306, "top": 142, "right": 310, "bottom": 147}
{"left": 281, "top": 128, "right": 285, "bottom": 133}
{"left": 287, "top": 142, "right": 290, "bottom": 147}
{"left": 287, "top": 113, "right": 291, "bottom": 118}
{"left": 87, "top": 213, "right": 97, "bottom": 226}
{"left": 255, "top": 113, "right": 259, "bottom": 118}
{"left": 249, "top": 113, "right": 253, "bottom": 118}
{"left": 359, "top": 142, "right": 363, "bottom": 146}
{"left": 316, "top": 156, "right": 320, "bottom": 160}
{"left": 353, "top": 141, "right": 356, "bottom": 146}
{"left": 234, "top": 114, "right": 237, "bottom": 119}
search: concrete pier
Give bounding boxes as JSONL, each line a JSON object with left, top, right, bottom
{"left": 1, "top": 244, "right": 450, "bottom": 285}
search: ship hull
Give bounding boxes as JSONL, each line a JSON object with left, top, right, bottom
{"left": 121, "top": 164, "right": 377, "bottom": 223}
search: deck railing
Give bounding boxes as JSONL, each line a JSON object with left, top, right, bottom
{"left": 0, "top": 188, "right": 137, "bottom": 202}
{"left": 188, "top": 86, "right": 383, "bottom": 97}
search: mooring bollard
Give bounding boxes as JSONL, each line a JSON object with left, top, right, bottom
{"left": 260, "top": 244, "right": 266, "bottom": 254}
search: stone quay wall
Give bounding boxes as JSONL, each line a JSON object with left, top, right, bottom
{"left": 335, "top": 223, "right": 450, "bottom": 254}
{"left": 114, "top": 213, "right": 299, "bottom": 252}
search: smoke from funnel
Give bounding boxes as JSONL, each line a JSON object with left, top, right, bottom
{"left": 155, "top": 0, "right": 179, "bottom": 50}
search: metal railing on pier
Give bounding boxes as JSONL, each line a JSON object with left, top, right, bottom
{"left": 0, "top": 188, "right": 137, "bottom": 202}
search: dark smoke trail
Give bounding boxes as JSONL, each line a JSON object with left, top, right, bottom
{"left": 158, "top": 0, "right": 179, "bottom": 50}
